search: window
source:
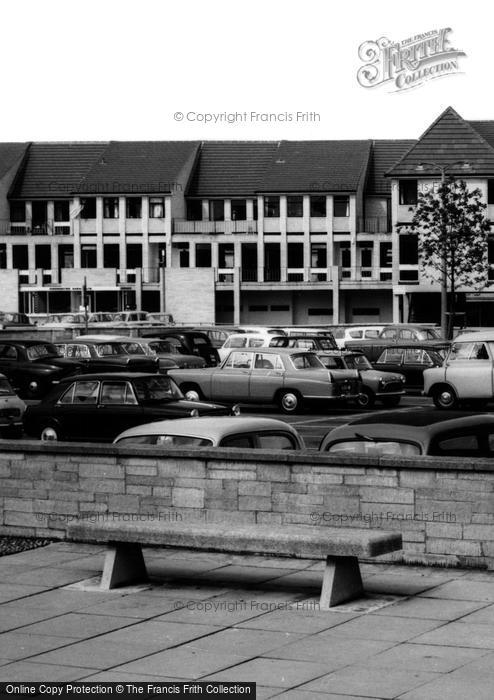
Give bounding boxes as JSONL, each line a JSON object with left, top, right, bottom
{"left": 287, "top": 196, "right": 303, "bottom": 217}
{"left": 271, "top": 305, "right": 289, "bottom": 312}
{"left": 352, "top": 308, "right": 380, "bottom": 316}
{"left": 60, "top": 380, "right": 99, "bottom": 405}
{"left": 210, "top": 200, "right": 224, "bottom": 222}
{"left": 311, "top": 243, "right": 327, "bottom": 268}
{"left": 380, "top": 242, "right": 392, "bottom": 267}
{"left": 187, "top": 200, "right": 203, "bottom": 221}
{"left": 333, "top": 196, "right": 349, "bottom": 217}
{"left": 104, "top": 198, "right": 119, "bottom": 219}
{"left": 257, "top": 434, "right": 297, "bottom": 450}
{"left": 381, "top": 328, "right": 398, "bottom": 340}
{"left": 103, "top": 244, "right": 120, "bottom": 268}
{"left": 308, "top": 307, "right": 332, "bottom": 316}
{"left": 327, "top": 440, "right": 420, "bottom": 456}
{"left": 264, "top": 196, "right": 280, "bottom": 218}
{"left": 231, "top": 199, "right": 246, "bottom": 220}
{"left": 80, "top": 198, "right": 96, "bottom": 218}
{"left": 219, "top": 243, "right": 234, "bottom": 268}
{"left": 399, "top": 234, "right": 418, "bottom": 264}
{"left": 403, "top": 348, "right": 434, "bottom": 365}
{"left": 35, "top": 245, "right": 51, "bottom": 269}
{"left": 101, "top": 381, "right": 138, "bottom": 405}
{"left": 290, "top": 353, "right": 323, "bottom": 369}
{"left": 149, "top": 197, "right": 164, "bottom": 218}
{"left": 254, "top": 354, "right": 275, "bottom": 369}
{"left": 65, "top": 344, "right": 91, "bottom": 359}
{"left": 9, "top": 201, "right": 25, "bottom": 223}
{"left": 126, "top": 197, "right": 142, "bottom": 218}
{"left": 248, "top": 305, "right": 268, "bottom": 312}
{"left": 196, "top": 244, "right": 211, "bottom": 267}
{"left": 435, "top": 434, "right": 480, "bottom": 455}
{"left": 54, "top": 201, "right": 70, "bottom": 222}
{"left": 449, "top": 342, "right": 490, "bottom": 361}
{"left": 224, "top": 352, "right": 253, "bottom": 369}
{"left": 126, "top": 243, "right": 142, "bottom": 268}
{"left": 399, "top": 180, "right": 418, "bottom": 205}
{"left": 379, "top": 348, "right": 404, "bottom": 363}
{"left": 310, "top": 195, "right": 326, "bottom": 217}
{"left": 220, "top": 435, "right": 253, "bottom": 448}
{"left": 287, "top": 242, "right": 304, "bottom": 268}
{"left": 81, "top": 245, "right": 97, "bottom": 268}
{"left": 12, "top": 245, "right": 28, "bottom": 268}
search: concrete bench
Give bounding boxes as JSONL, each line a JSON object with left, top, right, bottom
{"left": 67, "top": 520, "right": 402, "bottom": 608}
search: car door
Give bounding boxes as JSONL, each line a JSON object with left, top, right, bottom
{"left": 249, "top": 352, "right": 285, "bottom": 401}
{"left": 402, "top": 348, "right": 431, "bottom": 390}
{"left": 374, "top": 348, "right": 405, "bottom": 381}
{"left": 211, "top": 351, "right": 253, "bottom": 401}
{"left": 444, "top": 341, "right": 494, "bottom": 399}
{"left": 51, "top": 379, "right": 101, "bottom": 440}
{"left": 95, "top": 380, "right": 143, "bottom": 439}
{"left": 0, "top": 344, "right": 21, "bottom": 391}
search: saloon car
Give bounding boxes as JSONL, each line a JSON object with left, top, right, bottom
{"left": 344, "top": 325, "right": 447, "bottom": 361}
{"left": 319, "top": 410, "right": 494, "bottom": 457}
{"left": 114, "top": 416, "right": 305, "bottom": 450}
{"left": 143, "top": 330, "right": 220, "bottom": 366}
{"left": 0, "top": 339, "right": 81, "bottom": 398}
{"left": 23, "top": 372, "right": 232, "bottom": 442}
{"left": 373, "top": 346, "right": 444, "bottom": 393}
{"left": 0, "top": 373, "right": 27, "bottom": 436}
{"left": 169, "top": 347, "right": 361, "bottom": 414}
{"left": 55, "top": 337, "right": 160, "bottom": 374}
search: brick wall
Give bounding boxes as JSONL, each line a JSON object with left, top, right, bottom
{"left": 0, "top": 442, "right": 493, "bottom": 569}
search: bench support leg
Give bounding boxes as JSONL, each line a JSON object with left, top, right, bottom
{"left": 100, "top": 544, "right": 148, "bottom": 590}
{"left": 320, "top": 555, "right": 363, "bottom": 609}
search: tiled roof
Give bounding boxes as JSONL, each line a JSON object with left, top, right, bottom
{"left": 10, "top": 142, "right": 109, "bottom": 198}
{"left": 187, "top": 142, "right": 278, "bottom": 197}
{"left": 387, "top": 107, "right": 494, "bottom": 177}
{"left": 469, "top": 121, "right": 494, "bottom": 149}
{"left": 366, "top": 140, "right": 416, "bottom": 195}
{"left": 0, "top": 142, "right": 28, "bottom": 182}
{"left": 259, "top": 141, "right": 372, "bottom": 193}
{"left": 77, "top": 141, "right": 201, "bottom": 195}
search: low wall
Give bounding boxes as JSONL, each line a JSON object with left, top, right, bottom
{"left": 0, "top": 442, "right": 493, "bottom": 569}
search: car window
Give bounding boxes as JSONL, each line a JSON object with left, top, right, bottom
{"left": 66, "top": 344, "right": 91, "bottom": 359}
{"left": 0, "top": 378, "right": 14, "bottom": 395}
{"left": 227, "top": 337, "right": 247, "bottom": 349}
{"left": 381, "top": 329, "right": 397, "bottom": 339}
{"left": 254, "top": 354, "right": 275, "bottom": 370}
{"left": 116, "top": 435, "right": 213, "bottom": 447}
{"left": 345, "top": 355, "right": 372, "bottom": 370}
{"left": 101, "top": 381, "right": 138, "bottom": 405}
{"left": 269, "top": 338, "right": 288, "bottom": 348}
{"left": 133, "top": 375, "right": 182, "bottom": 401}
{"left": 404, "top": 348, "right": 425, "bottom": 364}
{"left": 220, "top": 435, "right": 253, "bottom": 448}
{"left": 435, "top": 434, "right": 480, "bottom": 455}
{"left": 379, "top": 348, "right": 404, "bottom": 363}
{"left": 295, "top": 339, "right": 317, "bottom": 349}
{"left": 348, "top": 330, "right": 363, "bottom": 338}
{"left": 224, "top": 352, "right": 253, "bottom": 369}
{"left": 364, "top": 329, "right": 380, "bottom": 338}
{"left": 247, "top": 338, "right": 265, "bottom": 348}
{"left": 449, "top": 342, "right": 490, "bottom": 361}
{"left": 60, "top": 380, "right": 100, "bottom": 405}
{"left": 121, "top": 342, "right": 146, "bottom": 355}
{"left": 257, "top": 433, "right": 297, "bottom": 450}
{"left": 0, "top": 345, "right": 18, "bottom": 359}
{"left": 426, "top": 329, "right": 441, "bottom": 339}
{"left": 326, "top": 440, "right": 420, "bottom": 456}
{"left": 322, "top": 356, "right": 345, "bottom": 369}
{"left": 400, "top": 329, "right": 415, "bottom": 340}
{"left": 290, "top": 353, "right": 323, "bottom": 369}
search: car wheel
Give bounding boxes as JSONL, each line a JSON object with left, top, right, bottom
{"left": 356, "top": 387, "right": 375, "bottom": 409}
{"left": 40, "top": 425, "right": 60, "bottom": 442}
{"left": 182, "top": 384, "right": 203, "bottom": 402}
{"left": 433, "top": 386, "right": 458, "bottom": 410}
{"left": 381, "top": 396, "right": 401, "bottom": 408}
{"left": 278, "top": 390, "right": 302, "bottom": 414}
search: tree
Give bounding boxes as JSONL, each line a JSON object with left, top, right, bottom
{"left": 398, "top": 179, "right": 490, "bottom": 338}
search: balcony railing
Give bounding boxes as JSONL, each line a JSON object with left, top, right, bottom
{"left": 339, "top": 267, "right": 393, "bottom": 282}
{"left": 2, "top": 221, "right": 72, "bottom": 235}
{"left": 357, "top": 216, "right": 391, "bottom": 233}
{"left": 173, "top": 220, "right": 258, "bottom": 234}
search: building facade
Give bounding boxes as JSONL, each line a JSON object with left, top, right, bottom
{"left": 1, "top": 106, "right": 494, "bottom": 325}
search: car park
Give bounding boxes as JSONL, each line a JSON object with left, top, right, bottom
{"left": 169, "top": 347, "right": 361, "bottom": 414}
{"left": 55, "top": 337, "right": 160, "bottom": 373}
{"left": 23, "top": 372, "right": 233, "bottom": 442}
{"left": 319, "top": 410, "right": 494, "bottom": 457}
{"left": 114, "top": 416, "right": 305, "bottom": 450}
{"left": 343, "top": 324, "right": 447, "bottom": 361}
{"left": 0, "top": 339, "right": 81, "bottom": 398}
{"left": 373, "top": 346, "right": 444, "bottom": 393}
{"left": 0, "top": 373, "right": 27, "bottom": 437}
{"left": 424, "top": 331, "right": 494, "bottom": 408}
{"left": 143, "top": 329, "right": 220, "bottom": 366}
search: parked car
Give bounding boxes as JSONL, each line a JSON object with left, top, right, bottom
{"left": 191, "top": 326, "right": 243, "bottom": 349}
{"left": 0, "top": 373, "right": 27, "bottom": 437}
{"left": 145, "top": 313, "right": 175, "bottom": 326}
{"left": 344, "top": 325, "right": 447, "bottom": 361}
{"left": 319, "top": 410, "right": 494, "bottom": 457}
{"left": 329, "top": 325, "right": 385, "bottom": 349}
{"left": 23, "top": 372, "right": 233, "bottom": 442}
{"left": 316, "top": 350, "right": 406, "bottom": 408}
{"left": 0, "top": 339, "right": 81, "bottom": 398}
{"left": 268, "top": 335, "right": 338, "bottom": 352}
{"left": 373, "top": 346, "right": 444, "bottom": 393}
{"left": 0, "top": 312, "right": 34, "bottom": 330}
{"left": 169, "top": 347, "right": 361, "bottom": 414}
{"left": 283, "top": 327, "right": 336, "bottom": 337}
{"left": 55, "top": 337, "right": 160, "bottom": 374}
{"left": 424, "top": 331, "right": 494, "bottom": 408}
{"left": 237, "top": 326, "right": 287, "bottom": 336}
{"left": 143, "top": 330, "right": 220, "bottom": 366}
{"left": 114, "top": 416, "right": 305, "bottom": 450}
{"left": 218, "top": 333, "right": 268, "bottom": 361}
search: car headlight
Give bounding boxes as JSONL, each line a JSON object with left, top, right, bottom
{"left": 189, "top": 408, "right": 199, "bottom": 417}
{"left": 232, "top": 404, "right": 241, "bottom": 416}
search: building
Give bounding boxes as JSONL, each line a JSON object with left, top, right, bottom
{"left": 1, "top": 106, "right": 494, "bottom": 325}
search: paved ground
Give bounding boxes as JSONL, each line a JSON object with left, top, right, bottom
{"left": 0, "top": 543, "right": 493, "bottom": 698}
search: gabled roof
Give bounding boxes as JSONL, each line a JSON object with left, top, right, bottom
{"left": 386, "top": 107, "right": 494, "bottom": 178}
{"left": 259, "top": 140, "right": 372, "bottom": 193}
{"left": 10, "top": 142, "right": 108, "bottom": 198}
{"left": 77, "top": 141, "right": 201, "bottom": 195}
{"left": 0, "top": 142, "right": 28, "bottom": 181}
{"left": 187, "top": 142, "right": 278, "bottom": 197}
{"left": 367, "top": 140, "right": 416, "bottom": 195}
{"left": 469, "top": 121, "right": 494, "bottom": 149}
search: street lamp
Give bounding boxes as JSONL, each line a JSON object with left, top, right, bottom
{"left": 415, "top": 160, "right": 471, "bottom": 338}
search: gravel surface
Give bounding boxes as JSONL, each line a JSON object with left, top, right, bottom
{"left": 0, "top": 536, "right": 53, "bottom": 557}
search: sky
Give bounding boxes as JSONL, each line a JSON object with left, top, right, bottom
{"left": 1, "top": 0, "right": 492, "bottom": 142}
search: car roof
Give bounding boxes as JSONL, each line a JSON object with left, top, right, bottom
{"left": 223, "top": 346, "right": 314, "bottom": 355}
{"left": 452, "top": 331, "right": 494, "bottom": 342}
{"left": 375, "top": 345, "right": 446, "bottom": 352}
{"left": 0, "top": 338, "right": 55, "bottom": 346}
{"left": 57, "top": 372, "right": 164, "bottom": 383}
{"left": 73, "top": 335, "right": 131, "bottom": 342}
{"left": 115, "top": 416, "right": 301, "bottom": 441}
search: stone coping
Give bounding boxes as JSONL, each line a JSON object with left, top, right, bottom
{"left": 1, "top": 438, "right": 494, "bottom": 472}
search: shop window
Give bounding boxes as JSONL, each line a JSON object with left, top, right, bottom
{"left": 287, "top": 196, "right": 303, "bottom": 217}
{"left": 126, "top": 197, "right": 142, "bottom": 219}
{"left": 104, "top": 198, "right": 119, "bottom": 219}
{"left": 333, "top": 196, "right": 349, "bottom": 217}
{"left": 310, "top": 195, "right": 326, "bottom": 217}
{"left": 399, "top": 180, "right": 418, "bottom": 205}
{"left": 149, "top": 197, "right": 164, "bottom": 218}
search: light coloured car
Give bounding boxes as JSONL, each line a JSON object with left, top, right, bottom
{"left": 330, "top": 325, "right": 385, "bottom": 349}
{"left": 424, "top": 331, "right": 494, "bottom": 408}
{"left": 169, "top": 347, "right": 361, "bottom": 414}
{"left": 218, "top": 333, "right": 269, "bottom": 361}
{"left": 319, "top": 410, "right": 494, "bottom": 457}
{"left": 114, "top": 416, "right": 305, "bottom": 450}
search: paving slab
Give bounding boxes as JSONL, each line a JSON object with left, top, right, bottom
{"left": 0, "top": 660, "right": 93, "bottom": 681}
{"left": 235, "top": 607, "right": 359, "bottom": 633}
{"left": 96, "top": 620, "right": 220, "bottom": 651}
{"left": 419, "top": 579, "right": 494, "bottom": 601}
{"left": 412, "top": 621, "right": 494, "bottom": 649}
{"left": 262, "top": 634, "right": 395, "bottom": 667}
{"left": 187, "top": 627, "right": 305, "bottom": 657}
{"left": 373, "top": 596, "right": 489, "bottom": 620}
{"left": 204, "top": 656, "right": 331, "bottom": 688}
{"left": 399, "top": 675, "right": 494, "bottom": 700}
{"left": 317, "top": 612, "right": 445, "bottom": 642}
{"left": 0, "top": 583, "right": 52, "bottom": 602}
{"left": 357, "top": 642, "right": 489, "bottom": 673}
{"left": 18, "top": 612, "right": 138, "bottom": 639}
{"left": 0, "top": 633, "right": 79, "bottom": 661}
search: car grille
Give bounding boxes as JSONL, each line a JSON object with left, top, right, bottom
{"left": 381, "top": 382, "right": 404, "bottom": 393}
{"left": 0, "top": 408, "right": 21, "bottom": 418}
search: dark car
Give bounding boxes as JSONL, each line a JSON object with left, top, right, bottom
{"left": 372, "top": 345, "right": 444, "bottom": 393}
{"left": 55, "top": 337, "right": 160, "bottom": 374}
{"left": 143, "top": 330, "right": 220, "bottom": 366}
{"left": 0, "top": 339, "right": 81, "bottom": 398}
{"left": 344, "top": 325, "right": 447, "bottom": 361}
{"left": 319, "top": 410, "right": 494, "bottom": 457}
{"left": 23, "top": 372, "right": 233, "bottom": 442}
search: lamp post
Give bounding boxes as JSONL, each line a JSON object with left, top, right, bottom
{"left": 415, "top": 161, "right": 471, "bottom": 338}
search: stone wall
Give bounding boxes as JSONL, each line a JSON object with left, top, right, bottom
{"left": 0, "top": 441, "right": 493, "bottom": 569}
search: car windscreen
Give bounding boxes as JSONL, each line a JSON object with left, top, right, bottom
{"left": 290, "top": 353, "right": 324, "bottom": 369}
{"left": 326, "top": 440, "right": 420, "bottom": 456}
{"left": 26, "top": 344, "right": 59, "bottom": 360}
{"left": 116, "top": 435, "right": 213, "bottom": 447}
{"left": 132, "top": 375, "right": 183, "bottom": 402}
{"left": 0, "top": 378, "right": 14, "bottom": 395}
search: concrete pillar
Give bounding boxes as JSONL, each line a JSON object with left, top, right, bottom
{"left": 119, "top": 196, "right": 126, "bottom": 282}
{"left": 257, "top": 195, "right": 264, "bottom": 282}
{"left": 332, "top": 265, "right": 340, "bottom": 324}
{"left": 402, "top": 292, "right": 410, "bottom": 323}
{"left": 72, "top": 197, "right": 81, "bottom": 268}
{"left": 135, "top": 268, "right": 142, "bottom": 310}
{"left": 233, "top": 267, "right": 241, "bottom": 325}
{"left": 47, "top": 201, "right": 54, "bottom": 235}
{"left": 25, "top": 201, "right": 32, "bottom": 232}
{"left": 224, "top": 199, "right": 231, "bottom": 222}
{"left": 202, "top": 200, "right": 209, "bottom": 221}
{"left": 189, "top": 243, "right": 196, "bottom": 268}
{"left": 392, "top": 293, "right": 401, "bottom": 323}
{"left": 28, "top": 244, "right": 36, "bottom": 283}
{"left": 246, "top": 199, "right": 254, "bottom": 220}
{"left": 96, "top": 197, "right": 103, "bottom": 268}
